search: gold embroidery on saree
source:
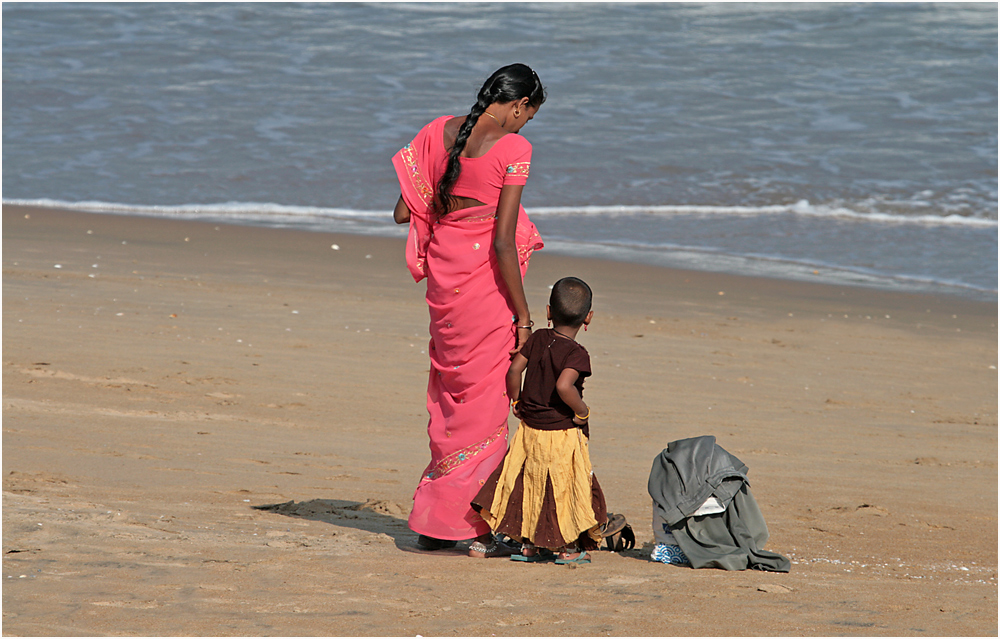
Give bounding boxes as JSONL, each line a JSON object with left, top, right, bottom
{"left": 422, "top": 421, "right": 507, "bottom": 481}
{"left": 400, "top": 143, "right": 434, "bottom": 207}
{"left": 505, "top": 162, "right": 531, "bottom": 178}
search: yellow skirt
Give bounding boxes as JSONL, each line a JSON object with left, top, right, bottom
{"left": 473, "top": 422, "right": 606, "bottom": 550}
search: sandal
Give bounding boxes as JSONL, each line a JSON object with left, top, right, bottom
{"left": 468, "top": 535, "right": 516, "bottom": 559}
{"left": 511, "top": 552, "right": 546, "bottom": 562}
{"left": 600, "top": 513, "right": 635, "bottom": 552}
{"left": 554, "top": 551, "right": 591, "bottom": 565}
{"left": 511, "top": 544, "right": 555, "bottom": 562}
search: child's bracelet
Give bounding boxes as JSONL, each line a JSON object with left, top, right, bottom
{"left": 574, "top": 408, "right": 591, "bottom": 421}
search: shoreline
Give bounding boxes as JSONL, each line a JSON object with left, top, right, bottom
{"left": 3, "top": 204, "right": 996, "bottom": 635}
{"left": 5, "top": 201, "right": 996, "bottom": 303}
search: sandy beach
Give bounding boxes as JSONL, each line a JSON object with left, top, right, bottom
{"left": 3, "top": 204, "right": 996, "bottom": 636}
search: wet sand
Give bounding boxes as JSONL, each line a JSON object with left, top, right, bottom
{"left": 3, "top": 204, "right": 996, "bottom": 636}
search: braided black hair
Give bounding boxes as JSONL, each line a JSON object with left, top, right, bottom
{"left": 436, "top": 63, "right": 546, "bottom": 217}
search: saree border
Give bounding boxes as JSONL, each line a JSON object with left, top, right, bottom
{"left": 400, "top": 143, "right": 434, "bottom": 207}
{"left": 423, "top": 421, "right": 507, "bottom": 481}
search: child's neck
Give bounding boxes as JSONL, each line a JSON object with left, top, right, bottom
{"left": 551, "top": 324, "right": 582, "bottom": 341}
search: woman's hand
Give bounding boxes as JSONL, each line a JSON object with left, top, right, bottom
{"left": 510, "top": 325, "right": 532, "bottom": 356}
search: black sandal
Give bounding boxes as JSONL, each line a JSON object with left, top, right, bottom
{"left": 600, "top": 513, "right": 635, "bottom": 552}
{"left": 468, "top": 534, "right": 517, "bottom": 558}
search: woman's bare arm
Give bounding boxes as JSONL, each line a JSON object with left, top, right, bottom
{"left": 393, "top": 195, "right": 410, "bottom": 224}
{"left": 493, "top": 184, "right": 531, "bottom": 350}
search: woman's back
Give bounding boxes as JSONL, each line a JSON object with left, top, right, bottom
{"left": 438, "top": 116, "right": 532, "bottom": 209}
{"left": 443, "top": 115, "right": 505, "bottom": 159}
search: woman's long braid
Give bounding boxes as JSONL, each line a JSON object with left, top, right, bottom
{"left": 434, "top": 64, "right": 545, "bottom": 219}
{"left": 436, "top": 84, "right": 494, "bottom": 217}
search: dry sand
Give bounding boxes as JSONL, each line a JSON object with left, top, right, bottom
{"left": 3, "top": 204, "right": 997, "bottom": 636}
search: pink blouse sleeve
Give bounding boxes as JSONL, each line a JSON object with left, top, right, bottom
{"left": 501, "top": 135, "right": 533, "bottom": 186}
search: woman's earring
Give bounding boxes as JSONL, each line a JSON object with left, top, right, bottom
{"left": 514, "top": 110, "right": 521, "bottom": 118}
{"left": 584, "top": 325, "right": 588, "bottom": 331}
{"left": 547, "top": 319, "right": 551, "bottom": 327}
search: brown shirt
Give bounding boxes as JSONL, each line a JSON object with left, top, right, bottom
{"left": 519, "top": 329, "right": 591, "bottom": 432}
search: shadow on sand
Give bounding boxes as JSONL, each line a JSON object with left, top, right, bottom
{"left": 253, "top": 498, "right": 657, "bottom": 562}
{"left": 251, "top": 498, "right": 470, "bottom": 556}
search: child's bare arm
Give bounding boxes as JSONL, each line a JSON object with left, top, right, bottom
{"left": 555, "top": 368, "right": 589, "bottom": 424}
{"left": 506, "top": 352, "right": 529, "bottom": 417}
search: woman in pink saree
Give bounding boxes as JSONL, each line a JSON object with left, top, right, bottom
{"left": 391, "top": 64, "right": 546, "bottom": 558}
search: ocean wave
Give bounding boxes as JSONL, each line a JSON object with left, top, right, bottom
{"left": 541, "top": 238, "right": 998, "bottom": 297}
{"left": 5, "top": 197, "right": 993, "bottom": 299}
{"left": 6, "top": 197, "right": 995, "bottom": 228}
{"left": 528, "top": 201, "right": 999, "bottom": 228}
{"left": 1, "top": 198, "right": 387, "bottom": 220}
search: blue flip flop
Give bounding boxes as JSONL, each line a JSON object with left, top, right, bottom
{"left": 511, "top": 548, "right": 556, "bottom": 562}
{"left": 554, "top": 551, "right": 591, "bottom": 565}
{"left": 511, "top": 553, "right": 544, "bottom": 562}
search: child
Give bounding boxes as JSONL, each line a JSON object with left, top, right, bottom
{"left": 472, "top": 277, "right": 607, "bottom": 564}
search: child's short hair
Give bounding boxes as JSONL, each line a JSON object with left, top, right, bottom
{"left": 549, "top": 277, "right": 592, "bottom": 327}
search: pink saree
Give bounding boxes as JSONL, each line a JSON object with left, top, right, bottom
{"left": 392, "top": 116, "right": 544, "bottom": 540}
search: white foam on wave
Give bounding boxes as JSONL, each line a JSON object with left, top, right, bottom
{"left": 5, "top": 197, "right": 993, "bottom": 299}
{"left": 2, "top": 198, "right": 386, "bottom": 220}
{"left": 528, "top": 200, "right": 999, "bottom": 228}
{"left": 5, "top": 197, "right": 996, "bottom": 228}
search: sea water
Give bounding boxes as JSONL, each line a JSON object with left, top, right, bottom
{"left": 3, "top": 3, "right": 996, "bottom": 299}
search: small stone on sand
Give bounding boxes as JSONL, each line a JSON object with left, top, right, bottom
{"left": 757, "top": 584, "right": 791, "bottom": 593}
